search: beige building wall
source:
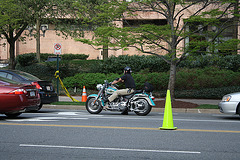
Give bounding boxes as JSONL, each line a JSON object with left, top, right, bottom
{"left": 16, "top": 30, "right": 126, "bottom": 59}
{"left": 0, "top": 39, "right": 9, "bottom": 60}
{"left": 0, "top": 2, "right": 239, "bottom": 61}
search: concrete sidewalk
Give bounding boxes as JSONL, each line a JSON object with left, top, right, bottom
{"left": 42, "top": 96, "right": 221, "bottom": 114}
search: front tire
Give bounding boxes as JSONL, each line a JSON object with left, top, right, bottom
{"left": 86, "top": 97, "right": 102, "bottom": 114}
{"left": 5, "top": 113, "right": 22, "bottom": 118}
{"left": 237, "top": 103, "right": 240, "bottom": 116}
{"left": 134, "top": 99, "right": 152, "bottom": 116}
{"left": 37, "top": 103, "right": 43, "bottom": 111}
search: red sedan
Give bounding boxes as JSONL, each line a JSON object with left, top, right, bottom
{"left": 0, "top": 77, "right": 41, "bottom": 118}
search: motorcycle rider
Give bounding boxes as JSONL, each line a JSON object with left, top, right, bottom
{"left": 106, "top": 66, "right": 136, "bottom": 114}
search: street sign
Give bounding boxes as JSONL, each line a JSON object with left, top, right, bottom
{"left": 54, "top": 43, "right": 62, "bottom": 98}
{"left": 54, "top": 43, "right": 62, "bottom": 55}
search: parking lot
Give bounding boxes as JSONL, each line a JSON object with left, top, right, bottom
{"left": 0, "top": 108, "right": 240, "bottom": 160}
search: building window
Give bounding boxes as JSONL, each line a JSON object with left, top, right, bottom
{"left": 123, "top": 19, "right": 167, "bottom": 27}
{"left": 185, "top": 19, "right": 235, "bottom": 55}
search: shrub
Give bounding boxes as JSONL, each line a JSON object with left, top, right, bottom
{"left": 40, "top": 53, "right": 55, "bottom": 61}
{"left": 178, "top": 55, "right": 219, "bottom": 68}
{"left": 61, "top": 54, "right": 89, "bottom": 60}
{"left": 63, "top": 73, "right": 113, "bottom": 89}
{"left": 175, "top": 86, "right": 240, "bottom": 99}
{"left": 62, "top": 67, "right": 240, "bottom": 98}
{"left": 175, "top": 67, "right": 240, "bottom": 90}
{"left": 217, "top": 55, "right": 240, "bottom": 72}
{"left": 16, "top": 53, "right": 38, "bottom": 67}
{"left": 16, "top": 63, "right": 53, "bottom": 81}
{"left": 18, "top": 53, "right": 89, "bottom": 64}
{"left": 98, "top": 55, "right": 170, "bottom": 74}
{"left": 45, "top": 61, "right": 77, "bottom": 78}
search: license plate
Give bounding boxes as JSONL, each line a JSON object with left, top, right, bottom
{"left": 30, "top": 91, "right": 35, "bottom": 97}
{"left": 46, "top": 86, "right": 51, "bottom": 91}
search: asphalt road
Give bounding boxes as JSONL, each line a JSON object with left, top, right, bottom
{"left": 0, "top": 109, "right": 240, "bottom": 160}
{"left": 59, "top": 96, "right": 221, "bottom": 105}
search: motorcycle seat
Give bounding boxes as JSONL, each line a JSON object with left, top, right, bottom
{"left": 122, "top": 90, "right": 143, "bottom": 99}
{"left": 124, "top": 95, "right": 133, "bottom": 99}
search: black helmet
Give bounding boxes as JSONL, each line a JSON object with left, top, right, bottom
{"left": 124, "top": 66, "right": 132, "bottom": 73}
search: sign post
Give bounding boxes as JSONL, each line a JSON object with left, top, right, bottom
{"left": 54, "top": 43, "right": 62, "bottom": 99}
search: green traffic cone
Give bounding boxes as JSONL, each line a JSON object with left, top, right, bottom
{"left": 160, "top": 90, "right": 177, "bottom": 130}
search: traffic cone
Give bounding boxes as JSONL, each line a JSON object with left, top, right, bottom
{"left": 81, "top": 86, "right": 87, "bottom": 102}
{"left": 160, "top": 90, "right": 177, "bottom": 130}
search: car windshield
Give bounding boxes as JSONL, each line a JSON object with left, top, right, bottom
{"left": 0, "top": 77, "right": 21, "bottom": 85}
{"left": 11, "top": 70, "right": 41, "bottom": 81}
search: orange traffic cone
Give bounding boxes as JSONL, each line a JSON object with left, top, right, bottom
{"left": 81, "top": 86, "right": 87, "bottom": 102}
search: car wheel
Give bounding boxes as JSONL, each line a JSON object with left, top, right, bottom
{"left": 5, "top": 113, "right": 22, "bottom": 118}
{"left": 37, "top": 103, "right": 43, "bottom": 111}
{"left": 237, "top": 103, "right": 240, "bottom": 116}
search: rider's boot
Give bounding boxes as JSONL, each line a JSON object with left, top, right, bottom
{"left": 121, "top": 107, "right": 128, "bottom": 115}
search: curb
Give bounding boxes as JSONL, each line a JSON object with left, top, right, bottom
{"left": 42, "top": 105, "right": 221, "bottom": 114}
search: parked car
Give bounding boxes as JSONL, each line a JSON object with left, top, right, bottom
{"left": 46, "top": 56, "right": 61, "bottom": 62}
{"left": 0, "top": 70, "right": 58, "bottom": 111}
{"left": 218, "top": 92, "right": 240, "bottom": 115}
{"left": 0, "top": 77, "right": 40, "bottom": 117}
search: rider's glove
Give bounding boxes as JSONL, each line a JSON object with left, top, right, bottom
{"left": 109, "top": 82, "right": 112, "bottom": 86}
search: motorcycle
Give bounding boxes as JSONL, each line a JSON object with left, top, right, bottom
{"left": 86, "top": 80, "right": 155, "bottom": 116}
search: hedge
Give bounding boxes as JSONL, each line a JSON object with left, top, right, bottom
{"left": 97, "top": 55, "right": 170, "bottom": 74}
{"left": 175, "top": 86, "right": 240, "bottom": 99}
{"left": 90, "top": 54, "right": 240, "bottom": 74}
{"left": 16, "top": 53, "right": 38, "bottom": 67}
{"left": 15, "top": 54, "right": 240, "bottom": 99}
{"left": 17, "top": 54, "right": 240, "bottom": 74}
{"left": 17, "top": 53, "right": 89, "bottom": 67}
{"left": 178, "top": 54, "right": 240, "bottom": 72}
{"left": 62, "top": 67, "right": 240, "bottom": 92}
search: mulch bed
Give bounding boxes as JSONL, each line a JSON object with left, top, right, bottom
{"left": 154, "top": 100, "right": 199, "bottom": 108}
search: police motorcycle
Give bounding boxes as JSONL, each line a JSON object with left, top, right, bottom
{"left": 85, "top": 80, "right": 155, "bottom": 116}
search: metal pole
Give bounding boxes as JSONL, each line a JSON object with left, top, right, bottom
{"left": 57, "top": 54, "right": 59, "bottom": 101}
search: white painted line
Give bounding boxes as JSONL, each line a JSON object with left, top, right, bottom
{"left": 19, "top": 144, "right": 201, "bottom": 154}
{"left": 7, "top": 117, "right": 88, "bottom": 122}
{"left": 86, "top": 116, "right": 240, "bottom": 123}
{"left": 174, "top": 118, "right": 240, "bottom": 123}
{"left": 57, "top": 112, "right": 81, "bottom": 115}
{"left": 212, "top": 114, "right": 239, "bottom": 117}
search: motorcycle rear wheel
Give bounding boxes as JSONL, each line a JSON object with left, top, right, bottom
{"left": 134, "top": 99, "right": 152, "bottom": 116}
{"left": 86, "top": 97, "right": 103, "bottom": 114}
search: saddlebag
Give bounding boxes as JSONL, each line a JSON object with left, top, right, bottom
{"left": 143, "top": 82, "right": 154, "bottom": 92}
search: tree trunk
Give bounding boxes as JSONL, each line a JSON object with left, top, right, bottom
{"left": 9, "top": 40, "right": 16, "bottom": 70}
{"left": 36, "top": 19, "right": 41, "bottom": 62}
{"left": 102, "top": 44, "right": 108, "bottom": 60}
{"left": 167, "top": 61, "right": 177, "bottom": 100}
{"left": 7, "top": 30, "right": 16, "bottom": 70}
{"left": 233, "top": 0, "right": 239, "bottom": 54}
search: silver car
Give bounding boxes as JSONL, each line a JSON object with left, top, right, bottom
{"left": 219, "top": 92, "right": 240, "bottom": 115}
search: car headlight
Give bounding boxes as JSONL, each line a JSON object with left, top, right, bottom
{"left": 222, "top": 95, "right": 231, "bottom": 102}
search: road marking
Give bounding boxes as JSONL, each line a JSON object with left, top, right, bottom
{"left": 19, "top": 144, "right": 201, "bottom": 154}
{"left": 1, "top": 122, "right": 240, "bottom": 133}
{"left": 177, "top": 129, "right": 240, "bottom": 133}
{"left": 57, "top": 112, "right": 81, "bottom": 115}
{"left": 77, "top": 116, "right": 240, "bottom": 123}
{"left": 6, "top": 117, "right": 88, "bottom": 122}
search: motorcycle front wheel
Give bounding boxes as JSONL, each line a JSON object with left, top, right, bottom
{"left": 134, "top": 99, "right": 152, "bottom": 116}
{"left": 86, "top": 97, "right": 103, "bottom": 114}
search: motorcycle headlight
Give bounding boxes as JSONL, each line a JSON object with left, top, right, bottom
{"left": 222, "top": 95, "right": 231, "bottom": 102}
{"left": 96, "top": 84, "right": 103, "bottom": 90}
